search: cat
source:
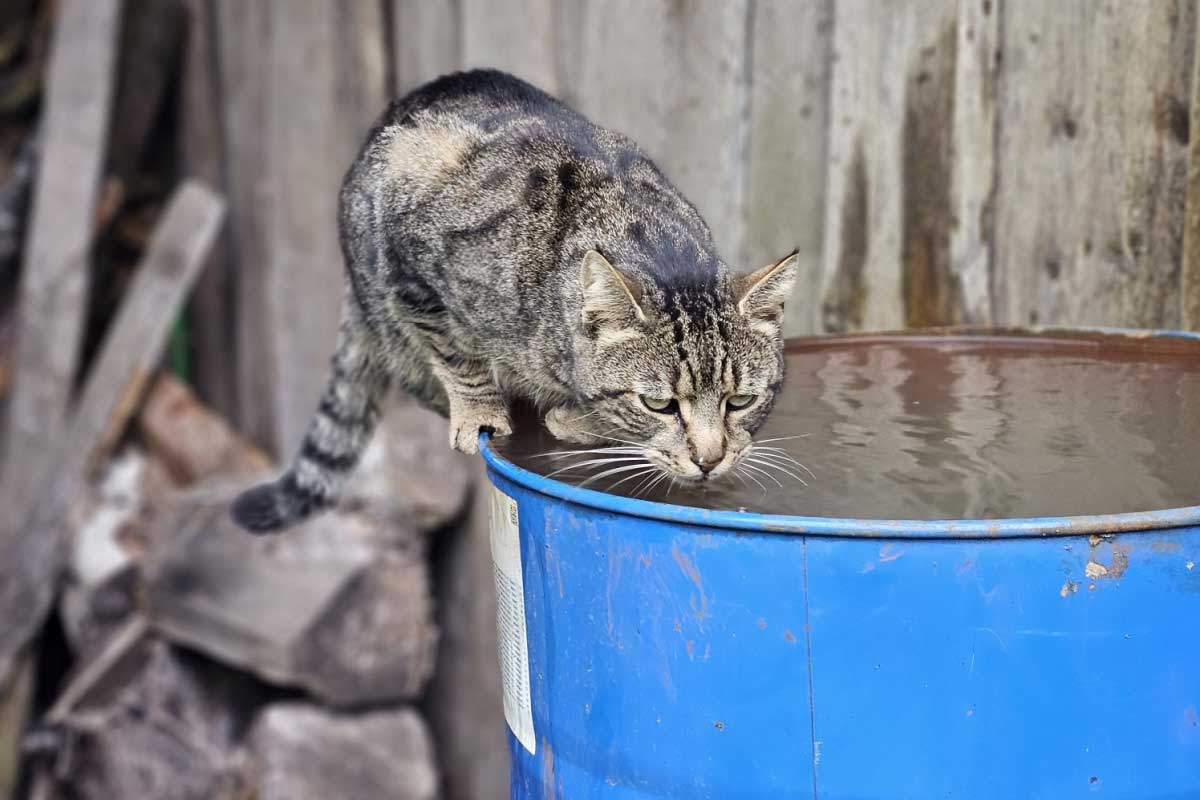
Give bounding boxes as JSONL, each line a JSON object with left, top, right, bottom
{"left": 231, "top": 69, "right": 798, "bottom": 534}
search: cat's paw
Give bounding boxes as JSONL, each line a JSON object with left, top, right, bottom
{"left": 545, "top": 406, "right": 601, "bottom": 444}
{"left": 449, "top": 404, "right": 512, "bottom": 454}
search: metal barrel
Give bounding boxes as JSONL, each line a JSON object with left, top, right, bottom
{"left": 480, "top": 387, "right": 1200, "bottom": 798}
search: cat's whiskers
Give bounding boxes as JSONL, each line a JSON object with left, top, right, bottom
{"left": 577, "top": 462, "right": 658, "bottom": 488}
{"left": 743, "top": 455, "right": 808, "bottom": 486}
{"left": 531, "top": 446, "right": 641, "bottom": 460}
{"left": 748, "top": 448, "right": 813, "bottom": 480}
{"left": 545, "top": 455, "right": 646, "bottom": 478}
{"left": 754, "top": 434, "right": 812, "bottom": 444}
{"left": 732, "top": 464, "right": 768, "bottom": 495}
{"left": 606, "top": 466, "right": 662, "bottom": 493}
{"left": 586, "top": 431, "right": 649, "bottom": 448}
{"left": 739, "top": 462, "right": 784, "bottom": 489}
{"left": 629, "top": 468, "right": 666, "bottom": 498}
{"left": 751, "top": 444, "right": 816, "bottom": 480}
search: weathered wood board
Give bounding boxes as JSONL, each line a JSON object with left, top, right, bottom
{"left": 563, "top": 0, "right": 753, "bottom": 267}
{"left": 392, "top": 0, "right": 463, "bottom": 94}
{"left": 990, "top": 0, "right": 1196, "bottom": 329}
{"left": 215, "top": 0, "right": 389, "bottom": 457}
{"left": 744, "top": 0, "right": 834, "bottom": 336}
{"left": 0, "top": 182, "right": 224, "bottom": 688}
{"left": 1, "top": 0, "right": 121, "bottom": 515}
{"left": 819, "top": 0, "right": 989, "bottom": 333}
{"left": 183, "top": 0, "right": 239, "bottom": 421}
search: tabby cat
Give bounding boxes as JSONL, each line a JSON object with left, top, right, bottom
{"left": 232, "top": 69, "right": 798, "bottom": 534}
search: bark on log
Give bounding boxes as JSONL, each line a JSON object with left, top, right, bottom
{"left": 240, "top": 703, "right": 438, "bottom": 800}
{"left": 146, "top": 484, "right": 438, "bottom": 707}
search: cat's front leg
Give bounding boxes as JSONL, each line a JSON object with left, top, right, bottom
{"left": 425, "top": 355, "right": 512, "bottom": 454}
{"left": 545, "top": 406, "right": 604, "bottom": 444}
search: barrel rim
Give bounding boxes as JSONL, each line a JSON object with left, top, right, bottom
{"left": 480, "top": 326, "right": 1200, "bottom": 539}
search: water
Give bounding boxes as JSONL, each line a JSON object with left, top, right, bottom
{"left": 495, "top": 332, "right": 1200, "bottom": 520}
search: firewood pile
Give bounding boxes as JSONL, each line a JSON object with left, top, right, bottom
{"left": 0, "top": 2, "right": 505, "bottom": 798}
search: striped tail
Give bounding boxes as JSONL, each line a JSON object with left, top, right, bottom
{"left": 231, "top": 299, "right": 389, "bottom": 534}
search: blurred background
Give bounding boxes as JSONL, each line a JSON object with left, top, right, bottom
{"left": 0, "top": 0, "right": 1196, "bottom": 798}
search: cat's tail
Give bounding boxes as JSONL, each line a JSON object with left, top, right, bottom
{"left": 231, "top": 296, "right": 390, "bottom": 534}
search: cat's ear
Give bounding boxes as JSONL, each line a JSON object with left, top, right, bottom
{"left": 580, "top": 250, "right": 648, "bottom": 332}
{"left": 736, "top": 251, "right": 799, "bottom": 334}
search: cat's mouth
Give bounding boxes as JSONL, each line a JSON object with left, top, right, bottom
{"left": 645, "top": 450, "right": 739, "bottom": 483}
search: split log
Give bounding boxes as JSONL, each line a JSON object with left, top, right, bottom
{"left": 145, "top": 484, "right": 438, "bottom": 707}
{"left": 240, "top": 703, "right": 437, "bottom": 800}
{"left": 0, "top": 0, "right": 122, "bottom": 514}
{"left": 40, "top": 637, "right": 255, "bottom": 800}
{"left": 0, "top": 182, "right": 225, "bottom": 688}
{"left": 425, "top": 463, "right": 508, "bottom": 800}
{"left": 137, "top": 373, "right": 271, "bottom": 484}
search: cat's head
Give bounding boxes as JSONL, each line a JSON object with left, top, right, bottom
{"left": 570, "top": 248, "right": 798, "bottom": 483}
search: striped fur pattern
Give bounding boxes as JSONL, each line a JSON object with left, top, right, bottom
{"left": 231, "top": 69, "right": 798, "bottom": 534}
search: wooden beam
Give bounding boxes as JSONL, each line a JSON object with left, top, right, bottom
{"left": 0, "top": 181, "right": 225, "bottom": 687}
{"left": 0, "top": 0, "right": 122, "bottom": 516}
{"left": 182, "top": 0, "right": 238, "bottom": 419}
{"left": 742, "top": 0, "right": 834, "bottom": 337}
{"left": 820, "top": 0, "right": 985, "bottom": 333}
{"left": 215, "top": 0, "right": 389, "bottom": 455}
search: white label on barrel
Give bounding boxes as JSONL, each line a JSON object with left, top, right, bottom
{"left": 489, "top": 485, "right": 536, "bottom": 755}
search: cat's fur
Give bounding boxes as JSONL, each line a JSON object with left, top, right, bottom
{"left": 232, "top": 69, "right": 798, "bottom": 534}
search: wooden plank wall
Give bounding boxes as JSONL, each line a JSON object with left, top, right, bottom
{"left": 396, "top": 0, "right": 1200, "bottom": 350}
{"left": 204, "top": 0, "right": 1200, "bottom": 442}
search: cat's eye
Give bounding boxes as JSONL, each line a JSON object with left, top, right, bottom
{"left": 727, "top": 394, "right": 757, "bottom": 410}
{"left": 640, "top": 395, "right": 677, "bottom": 414}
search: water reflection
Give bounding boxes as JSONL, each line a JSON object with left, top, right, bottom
{"left": 496, "top": 334, "right": 1200, "bottom": 520}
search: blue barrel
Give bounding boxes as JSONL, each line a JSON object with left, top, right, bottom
{"left": 479, "top": 364, "right": 1200, "bottom": 798}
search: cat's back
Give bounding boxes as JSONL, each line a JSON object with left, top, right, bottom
{"left": 350, "top": 70, "right": 686, "bottom": 217}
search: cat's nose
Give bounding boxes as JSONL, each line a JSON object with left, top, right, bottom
{"left": 693, "top": 453, "right": 723, "bottom": 474}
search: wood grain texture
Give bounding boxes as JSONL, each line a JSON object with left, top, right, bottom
{"left": 991, "top": 0, "right": 1196, "bottom": 328}
{"left": 216, "top": 0, "right": 388, "bottom": 456}
{"left": 744, "top": 0, "right": 834, "bottom": 337}
{"left": 183, "top": 0, "right": 238, "bottom": 420}
{"left": 563, "top": 0, "right": 753, "bottom": 266}
{"left": 1182, "top": 2, "right": 1200, "bottom": 331}
{"left": 948, "top": 0, "right": 1000, "bottom": 325}
{"left": 392, "top": 0, "right": 463, "bottom": 94}
{"left": 460, "top": 0, "right": 561, "bottom": 93}
{"left": 1, "top": 0, "right": 121, "bottom": 515}
{"left": 819, "top": 0, "right": 964, "bottom": 333}
{"left": 0, "top": 182, "right": 225, "bottom": 688}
